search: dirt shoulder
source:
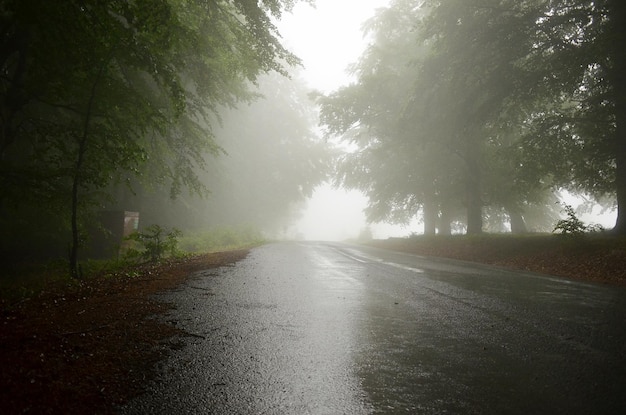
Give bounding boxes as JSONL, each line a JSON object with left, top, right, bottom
{"left": 367, "top": 234, "right": 626, "bottom": 287}
{"left": 0, "top": 250, "right": 249, "bottom": 415}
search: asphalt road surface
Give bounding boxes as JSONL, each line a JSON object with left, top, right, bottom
{"left": 120, "top": 242, "right": 626, "bottom": 414}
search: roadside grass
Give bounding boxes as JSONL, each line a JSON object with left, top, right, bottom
{"left": 0, "top": 225, "right": 265, "bottom": 304}
{"left": 178, "top": 225, "right": 265, "bottom": 253}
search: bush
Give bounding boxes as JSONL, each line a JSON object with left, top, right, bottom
{"left": 553, "top": 204, "right": 586, "bottom": 235}
{"left": 553, "top": 203, "right": 605, "bottom": 236}
{"left": 125, "top": 225, "right": 182, "bottom": 263}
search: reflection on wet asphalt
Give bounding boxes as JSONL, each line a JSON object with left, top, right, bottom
{"left": 120, "top": 242, "right": 626, "bottom": 414}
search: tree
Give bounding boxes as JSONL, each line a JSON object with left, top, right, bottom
{"left": 319, "top": 1, "right": 451, "bottom": 234}
{"left": 320, "top": 0, "right": 554, "bottom": 235}
{"left": 412, "top": 0, "right": 558, "bottom": 234}
{"left": 515, "top": 0, "right": 626, "bottom": 234}
{"left": 608, "top": 0, "right": 626, "bottom": 234}
{"left": 0, "top": 0, "right": 305, "bottom": 274}
{"left": 105, "top": 70, "right": 331, "bottom": 237}
{"left": 321, "top": 0, "right": 626, "bottom": 237}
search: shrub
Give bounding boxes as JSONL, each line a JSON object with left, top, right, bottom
{"left": 553, "top": 203, "right": 588, "bottom": 236}
{"left": 125, "top": 225, "right": 182, "bottom": 262}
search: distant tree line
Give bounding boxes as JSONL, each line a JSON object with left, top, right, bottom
{"left": 0, "top": 0, "right": 319, "bottom": 276}
{"left": 107, "top": 71, "right": 330, "bottom": 237}
{"left": 319, "top": 0, "right": 626, "bottom": 235}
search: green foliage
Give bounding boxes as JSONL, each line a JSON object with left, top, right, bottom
{"left": 106, "top": 71, "right": 331, "bottom": 236}
{"left": 319, "top": 1, "right": 438, "bottom": 228}
{"left": 320, "top": 0, "right": 625, "bottom": 235}
{"left": 0, "top": 0, "right": 306, "bottom": 266}
{"left": 125, "top": 225, "right": 182, "bottom": 263}
{"left": 553, "top": 204, "right": 587, "bottom": 236}
{"left": 178, "top": 226, "right": 265, "bottom": 253}
{"left": 553, "top": 203, "right": 605, "bottom": 236}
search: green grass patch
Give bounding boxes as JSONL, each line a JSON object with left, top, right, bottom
{"left": 178, "top": 225, "right": 265, "bottom": 253}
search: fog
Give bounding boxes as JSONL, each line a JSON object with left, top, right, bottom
{"left": 277, "top": 0, "right": 393, "bottom": 240}
{"left": 291, "top": 185, "right": 416, "bottom": 241}
{"left": 277, "top": 0, "right": 390, "bottom": 94}
{"left": 126, "top": 0, "right": 399, "bottom": 241}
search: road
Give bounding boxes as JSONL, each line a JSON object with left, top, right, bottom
{"left": 120, "top": 242, "right": 626, "bottom": 414}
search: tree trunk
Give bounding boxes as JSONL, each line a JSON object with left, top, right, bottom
{"left": 506, "top": 207, "right": 527, "bottom": 234}
{"left": 423, "top": 199, "right": 437, "bottom": 235}
{"left": 438, "top": 204, "right": 452, "bottom": 235}
{"left": 609, "top": 0, "right": 626, "bottom": 235}
{"left": 612, "top": 113, "right": 626, "bottom": 235}
{"left": 69, "top": 132, "right": 89, "bottom": 279}
{"left": 466, "top": 191, "right": 482, "bottom": 234}
{"left": 69, "top": 56, "right": 110, "bottom": 278}
{"left": 465, "top": 143, "right": 483, "bottom": 235}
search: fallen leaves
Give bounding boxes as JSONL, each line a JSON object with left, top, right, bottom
{"left": 0, "top": 250, "right": 249, "bottom": 414}
{"left": 369, "top": 235, "right": 626, "bottom": 287}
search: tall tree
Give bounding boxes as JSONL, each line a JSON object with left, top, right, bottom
{"left": 518, "top": 0, "right": 626, "bottom": 234}
{"left": 0, "top": 0, "right": 305, "bottom": 273}
{"left": 608, "top": 0, "right": 626, "bottom": 233}
{"left": 320, "top": 0, "right": 553, "bottom": 235}
{"left": 319, "top": 1, "right": 451, "bottom": 234}
{"left": 413, "top": 0, "right": 551, "bottom": 234}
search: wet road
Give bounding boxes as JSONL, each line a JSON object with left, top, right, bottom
{"left": 121, "top": 242, "right": 626, "bottom": 414}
